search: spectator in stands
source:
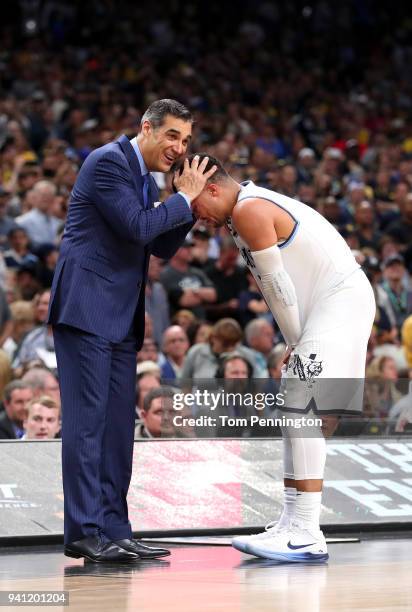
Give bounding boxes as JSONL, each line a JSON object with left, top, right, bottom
{"left": 160, "top": 240, "right": 217, "bottom": 319}
{"left": 144, "top": 311, "right": 154, "bottom": 340}
{"left": 385, "top": 192, "right": 412, "bottom": 246}
{"left": 0, "top": 350, "right": 12, "bottom": 400}
{"left": 21, "top": 367, "right": 60, "bottom": 405}
{"left": 296, "top": 148, "right": 316, "bottom": 185}
{"left": 2, "top": 300, "right": 35, "bottom": 360}
{"left": 219, "top": 352, "right": 253, "bottom": 379}
{"left": 2, "top": 0, "right": 412, "bottom": 438}
{"left": 136, "top": 361, "right": 161, "bottom": 379}
{"left": 22, "top": 395, "right": 60, "bottom": 440}
{"left": 372, "top": 322, "right": 408, "bottom": 372}
{"left": 364, "top": 256, "right": 397, "bottom": 329}
{"left": 190, "top": 224, "right": 213, "bottom": 268}
{"left": 159, "top": 325, "right": 189, "bottom": 380}
{"left": 401, "top": 315, "right": 412, "bottom": 368}
{"left": 0, "top": 187, "right": 18, "bottom": 249}
{"left": 36, "top": 244, "right": 58, "bottom": 288}
{"left": 4, "top": 227, "right": 39, "bottom": 269}
{"left": 239, "top": 269, "right": 270, "bottom": 326}
{"left": 245, "top": 319, "right": 274, "bottom": 374}
{"left": 279, "top": 164, "right": 298, "bottom": 197}
{"left": 135, "top": 386, "right": 182, "bottom": 439}
{"left": 353, "top": 201, "right": 382, "bottom": 251}
{"left": 145, "top": 256, "right": 170, "bottom": 347}
{"left": 180, "top": 318, "right": 259, "bottom": 379}
{"left": 16, "top": 180, "right": 61, "bottom": 247}
{"left": 204, "top": 235, "right": 248, "bottom": 321}
{"left": 9, "top": 163, "right": 42, "bottom": 216}
{"left": 268, "top": 343, "right": 287, "bottom": 380}
{"left": 0, "top": 287, "right": 13, "bottom": 348}
{"left": 15, "top": 263, "right": 41, "bottom": 300}
{"left": 380, "top": 254, "right": 412, "bottom": 330}
{"left": 136, "top": 370, "right": 161, "bottom": 416}
{"left": 0, "top": 380, "right": 33, "bottom": 439}
{"left": 33, "top": 289, "right": 51, "bottom": 325}
{"left": 137, "top": 337, "right": 159, "bottom": 365}
{"left": 172, "top": 309, "right": 197, "bottom": 331}
{"left": 394, "top": 377, "right": 412, "bottom": 433}
{"left": 13, "top": 292, "right": 54, "bottom": 370}
{"left": 364, "top": 356, "right": 403, "bottom": 418}
{"left": 187, "top": 321, "right": 212, "bottom": 345}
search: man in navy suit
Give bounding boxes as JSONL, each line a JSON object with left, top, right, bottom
{"left": 48, "top": 99, "right": 216, "bottom": 563}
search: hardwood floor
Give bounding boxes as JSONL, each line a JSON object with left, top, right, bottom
{"left": 0, "top": 537, "right": 411, "bottom": 611}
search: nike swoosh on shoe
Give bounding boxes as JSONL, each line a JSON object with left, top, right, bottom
{"left": 287, "top": 541, "right": 317, "bottom": 550}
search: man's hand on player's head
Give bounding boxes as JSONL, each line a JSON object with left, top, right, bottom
{"left": 173, "top": 155, "right": 217, "bottom": 202}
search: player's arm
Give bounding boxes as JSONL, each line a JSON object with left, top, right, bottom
{"left": 232, "top": 199, "right": 302, "bottom": 347}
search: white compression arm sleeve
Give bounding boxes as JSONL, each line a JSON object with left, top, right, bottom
{"left": 251, "top": 244, "right": 302, "bottom": 347}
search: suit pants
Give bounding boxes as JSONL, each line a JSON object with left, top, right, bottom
{"left": 53, "top": 324, "right": 137, "bottom": 544}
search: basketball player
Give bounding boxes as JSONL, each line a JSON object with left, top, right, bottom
{"left": 175, "top": 154, "right": 375, "bottom": 562}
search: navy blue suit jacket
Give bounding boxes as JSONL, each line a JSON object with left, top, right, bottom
{"left": 47, "top": 135, "right": 194, "bottom": 348}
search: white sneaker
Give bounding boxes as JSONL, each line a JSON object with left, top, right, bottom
{"left": 246, "top": 522, "right": 328, "bottom": 563}
{"left": 231, "top": 520, "right": 289, "bottom": 554}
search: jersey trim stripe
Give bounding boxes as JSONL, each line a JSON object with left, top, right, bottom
{"left": 279, "top": 221, "right": 300, "bottom": 249}
{"left": 237, "top": 195, "right": 299, "bottom": 248}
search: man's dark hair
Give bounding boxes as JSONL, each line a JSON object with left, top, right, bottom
{"left": 141, "top": 99, "right": 192, "bottom": 129}
{"left": 143, "top": 386, "right": 177, "bottom": 412}
{"left": 215, "top": 351, "right": 253, "bottom": 379}
{"left": 4, "top": 380, "right": 32, "bottom": 403}
{"left": 8, "top": 226, "right": 28, "bottom": 239}
{"left": 21, "top": 367, "right": 54, "bottom": 392}
{"left": 172, "top": 153, "right": 229, "bottom": 193}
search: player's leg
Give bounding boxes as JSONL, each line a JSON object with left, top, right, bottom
{"left": 246, "top": 416, "right": 329, "bottom": 562}
{"left": 231, "top": 432, "right": 297, "bottom": 553}
{"left": 281, "top": 434, "right": 297, "bottom": 526}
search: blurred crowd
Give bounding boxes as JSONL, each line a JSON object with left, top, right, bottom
{"left": 1, "top": 0, "right": 412, "bottom": 440}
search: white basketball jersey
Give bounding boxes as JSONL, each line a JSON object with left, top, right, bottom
{"left": 227, "top": 181, "right": 360, "bottom": 329}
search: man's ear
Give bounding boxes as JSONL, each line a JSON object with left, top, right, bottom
{"left": 141, "top": 120, "right": 152, "bottom": 137}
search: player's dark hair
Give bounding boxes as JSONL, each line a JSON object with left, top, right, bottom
{"left": 172, "top": 153, "right": 229, "bottom": 193}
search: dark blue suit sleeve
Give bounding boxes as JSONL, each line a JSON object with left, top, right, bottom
{"left": 94, "top": 153, "right": 193, "bottom": 244}
{"left": 151, "top": 220, "right": 195, "bottom": 259}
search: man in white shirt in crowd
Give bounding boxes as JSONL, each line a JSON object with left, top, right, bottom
{"left": 16, "top": 181, "right": 61, "bottom": 247}
{"left": 22, "top": 396, "right": 60, "bottom": 439}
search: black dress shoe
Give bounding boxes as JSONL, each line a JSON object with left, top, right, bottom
{"left": 65, "top": 536, "right": 139, "bottom": 563}
{"left": 114, "top": 539, "right": 171, "bottom": 559}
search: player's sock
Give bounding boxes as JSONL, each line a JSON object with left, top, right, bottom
{"left": 294, "top": 491, "right": 322, "bottom": 532}
{"left": 278, "top": 486, "right": 297, "bottom": 528}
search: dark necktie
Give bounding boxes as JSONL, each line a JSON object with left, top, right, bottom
{"left": 143, "top": 174, "right": 150, "bottom": 209}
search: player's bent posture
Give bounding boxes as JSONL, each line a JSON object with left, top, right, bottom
{"left": 179, "top": 154, "right": 375, "bottom": 562}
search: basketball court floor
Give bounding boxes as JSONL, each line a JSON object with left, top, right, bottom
{"left": 0, "top": 535, "right": 411, "bottom": 611}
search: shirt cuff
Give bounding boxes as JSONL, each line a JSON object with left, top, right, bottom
{"left": 178, "top": 191, "right": 191, "bottom": 207}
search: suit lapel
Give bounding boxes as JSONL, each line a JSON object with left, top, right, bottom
{"left": 117, "top": 134, "right": 143, "bottom": 194}
{"left": 116, "top": 135, "right": 160, "bottom": 210}
{"left": 148, "top": 175, "right": 159, "bottom": 208}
